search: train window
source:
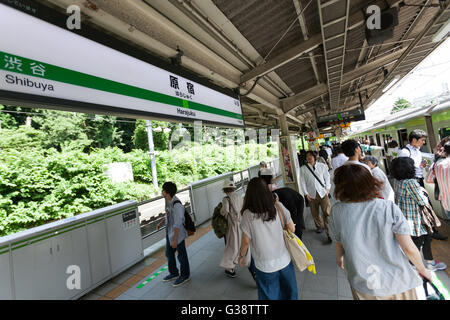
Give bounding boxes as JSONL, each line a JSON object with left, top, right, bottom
{"left": 397, "top": 129, "right": 408, "bottom": 149}
{"left": 382, "top": 134, "right": 390, "bottom": 151}
{"left": 439, "top": 127, "right": 450, "bottom": 140}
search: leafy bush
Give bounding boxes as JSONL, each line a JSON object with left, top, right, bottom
{"left": 0, "top": 126, "right": 46, "bottom": 150}
{"left": 0, "top": 126, "right": 278, "bottom": 236}
{"left": 0, "top": 105, "right": 17, "bottom": 129}
{"left": 0, "top": 148, "right": 158, "bottom": 236}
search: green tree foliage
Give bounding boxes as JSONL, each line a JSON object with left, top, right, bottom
{"left": 0, "top": 147, "right": 156, "bottom": 236}
{"left": 391, "top": 98, "right": 412, "bottom": 114}
{"left": 0, "top": 126, "right": 45, "bottom": 150}
{"left": 0, "top": 105, "right": 17, "bottom": 129}
{"left": 132, "top": 120, "right": 182, "bottom": 151}
{"left": 32, "top": 110, "right": 92, "bottom": 151}
{"left": 116, "top": 118, "right": 136, "bottom": 153}
{"left": 132, "top": 119, "right": 149, "bottom": 151}
{"left": 0, "top": 140, "right": 277, "bottom": 236}
{"left": 83, "top": 114, "right": 124, "bottom": 149}
{"left": 0, "top": 105, "right": 43, "bottom": 127}
{"left": 0, "top": 107, "right": 279, "bottom": 237}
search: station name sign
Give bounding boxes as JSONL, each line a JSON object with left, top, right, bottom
{"left": 316, "top": 108, "right": 365, "bottom": 128}
{"left": 0, "top": 3, "right": 244, "bottom": 127}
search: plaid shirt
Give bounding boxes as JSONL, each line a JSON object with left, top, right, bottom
{"left": 392, "top": 179, "right": 428, "bottom": 237}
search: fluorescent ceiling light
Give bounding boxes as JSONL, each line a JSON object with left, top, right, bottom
{"left": 382, "top": 76, "right": 400, "bottom": 93}
{"left": 432, "top": 19, "right": 450, "bottom": 43}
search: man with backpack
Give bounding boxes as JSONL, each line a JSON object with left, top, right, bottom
{"left": 157, "top": 181, "right": 191, "bottom": 287}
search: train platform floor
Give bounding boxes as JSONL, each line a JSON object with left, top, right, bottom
{"left": 80, "top": 210, "right": 450, "bottom": 300}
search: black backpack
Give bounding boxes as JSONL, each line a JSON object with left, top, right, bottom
{"left": 173, "top": 200, "right": 196, "bottom": 236}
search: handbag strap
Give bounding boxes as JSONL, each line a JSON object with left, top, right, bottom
{"left": 225, "top": 196, "right": 237, "bottom": 217}
{"left": 305, "top": 163, "right": 326, "bottom": 189}
{"left": 423, "top": 279, "right": 444, "bottom": 300}
{"left": 275, "top": 202, "right": 287, "bottom": 230}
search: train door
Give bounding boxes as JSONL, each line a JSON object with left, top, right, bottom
{"left": 397, "top": 129, "right": 408, "bottom": 148}
{"left": 382, "top": 134, "right": 390, "bottom": 151}
{"left": 439, "top": 127, "right": 450, "bottom": 140}
{"left": 376, "top": 133, "right": 381, "bottom": 147}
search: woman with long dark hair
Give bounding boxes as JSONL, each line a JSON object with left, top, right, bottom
{"left": 238, "top": 177, "right": 297, "bottom": 300}
{"left": 329, "top": 164, "right": 432, "bottom": 300}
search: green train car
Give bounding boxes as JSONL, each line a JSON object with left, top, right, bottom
{"left": 351, "top": 98, "right": 450, "bottom": 153}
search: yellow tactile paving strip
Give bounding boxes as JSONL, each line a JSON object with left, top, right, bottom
{"left": 98, "top": 224, "right": 212, "bottom": 300}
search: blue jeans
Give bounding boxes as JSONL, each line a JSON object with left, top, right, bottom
{"left": 254, "top": 261, "right": 298, "bottom": 300}
{"left": 165, "top": 236, "right": 190, "bottom": 278}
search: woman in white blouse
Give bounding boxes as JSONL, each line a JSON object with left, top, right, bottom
{"left": 362, "top": 156, "right": 395, "bottom": 201}
{"left": 238, "top": 177, "right": 297, "bottom": 300}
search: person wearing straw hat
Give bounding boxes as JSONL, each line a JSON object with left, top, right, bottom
{"left": 219, "top": 179, "right": 246, "bottom": 278}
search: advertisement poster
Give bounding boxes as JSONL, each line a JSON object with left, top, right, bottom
{"left": 290, "top": 135, "right": 301, "bottom": 185}
{"left": 279, "top": 136, "right": 294, "bottom": 184}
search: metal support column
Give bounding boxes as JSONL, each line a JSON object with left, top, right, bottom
{"left": 425, "top": 115, "right": 437, "bottom": 152}
{"left": 278, "top": 113, "right": 301, "bottom": 192}
{"left": 146, "top": 120, "right": 159, "bottom": 190}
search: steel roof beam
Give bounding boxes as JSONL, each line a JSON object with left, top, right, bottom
{"left": 240, "top": 0, "right": 401, "bottom": 84}
{"left": 364, "top": 0, "right": 449, "bottom": 108}
{"left": 293, "top": 0, "right": 321, "bottom": 86}
{"left": 281, "top": 48, "right": 405, "bottom": 113}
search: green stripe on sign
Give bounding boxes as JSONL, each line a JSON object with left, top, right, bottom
{"left": 0, "top": 51, "right": 243, "bottom": 120}
{"left": 136, "top": 265, "right": 169, "bottom": 289}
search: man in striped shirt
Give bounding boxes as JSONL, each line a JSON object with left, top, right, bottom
{"left": 435, "top": 141, "right": 450, "bottom": 219}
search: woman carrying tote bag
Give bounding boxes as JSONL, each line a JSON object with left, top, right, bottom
{"left": 238, "top": 177, "right": 298, "bottom": 300}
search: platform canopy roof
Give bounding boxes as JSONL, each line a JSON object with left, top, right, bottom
{"left": 42, "top": 0, "right": 450, "bottom": 133}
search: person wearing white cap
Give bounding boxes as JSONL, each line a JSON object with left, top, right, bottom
{"left": 219, "top": 179, "right": 247, "bottom": 278}
{"left": 259, "top": 167, "right": 278, "bottom": 191}
{"left": 258, "top": 161, "right": 267, "bottom": 178}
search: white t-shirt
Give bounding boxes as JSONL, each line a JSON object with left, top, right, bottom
{"left": 398, "top": 145, "right": 423, "bottom": 178}
{"left": 332, "top": 153, "right": 349, "bottom": 170}
{"left": 372, "top": 167, "right": 395, "bottom": 201}
{"left": 344, "top": 160, "right": 372, "bottom": 174}
{"left": 240, "top": 202, "right": 292, "bottom": 273}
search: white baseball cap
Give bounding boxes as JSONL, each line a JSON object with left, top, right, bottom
{"left": 222, "top": 179, "right": 236, "bottom": 189}
{"left": 260, "top": 168, "right": 274, "bottom": 176}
